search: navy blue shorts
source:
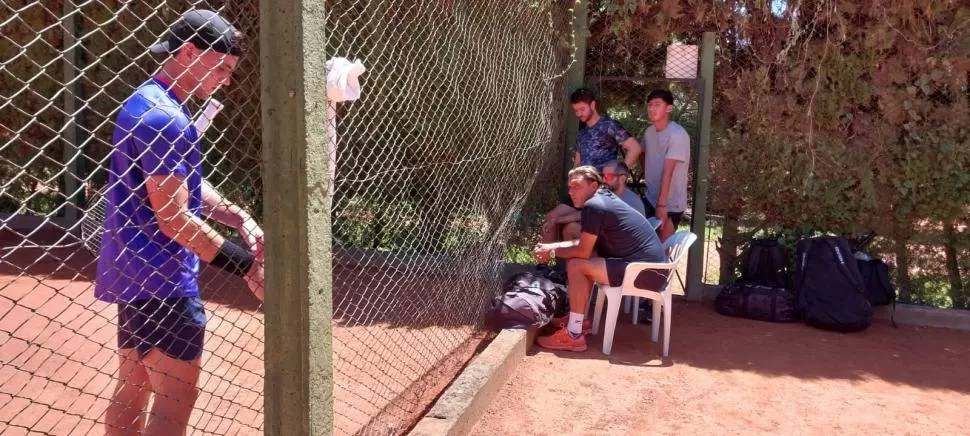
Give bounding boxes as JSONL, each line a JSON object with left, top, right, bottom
{"left": 117, "top": 296, "right": 207, "bottom": 361}
{"left": 604, "top": 258, "right": 670, "bottom": 289}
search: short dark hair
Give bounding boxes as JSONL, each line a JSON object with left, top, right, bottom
{"left": 570, "top": 87, "right": 597, "bottom": 105}
{"left": 603, "top": 160, "right": 629, "bottom": 175}
{"left": 647, "top": 89, "right": 674, "bottom": 105}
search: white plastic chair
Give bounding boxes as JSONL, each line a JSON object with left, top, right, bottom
{"left": 590, "top": 231, "right": 697, "bottom": 357}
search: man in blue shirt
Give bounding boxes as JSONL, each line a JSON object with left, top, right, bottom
{"left": 533, "top": 166, "right": 666, "bottom": 352}
{"left": 95, "top": 10, "right": 263, "bottom": 435}
{"left": 569, "top": 87, "right": 642, "bottom": 172}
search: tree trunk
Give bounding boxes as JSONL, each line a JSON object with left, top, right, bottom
{"left": 943, "top": 220, "right": 966, "bottom": 309}
{"left": 893, "top": 236, "right": 913, "bottom": 303}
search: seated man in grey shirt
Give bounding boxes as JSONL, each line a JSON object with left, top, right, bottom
{"left": 602, "top": 160, "right": 645, "bottom": 216}
{"left": 533, "top": 166, "right": 667, "bottom": 352}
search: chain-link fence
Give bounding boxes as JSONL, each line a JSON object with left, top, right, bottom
{"left": 583, "top": 18, "right": 713, "bottom": 291}
{"left": 325, "top": 1, "right": 574, "bottom": 433}
{"left": 2, "top": 0, "right": 574, "bottom": 435}
{"left": 1, "top": 1, "right": 263, "bottom": 434}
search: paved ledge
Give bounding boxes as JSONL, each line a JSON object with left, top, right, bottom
{"left": 408, "top": 327, "right": 532, "bottom": 436}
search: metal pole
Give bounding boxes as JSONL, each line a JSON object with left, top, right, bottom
{"left": 560, "top": 0, "right": 589, "bottom": 193}
{"left": 686, "top": 32, "right": 715, "bottom": 301}
{"left": 261, "top": 0, "right": 333, "bottom": 434}
{"left": 61, "top": 1, "right": 82, "bottom": 223}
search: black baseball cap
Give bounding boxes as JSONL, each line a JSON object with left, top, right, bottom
{"left": 149, "top": 9, "right": 242, "bottom": 56}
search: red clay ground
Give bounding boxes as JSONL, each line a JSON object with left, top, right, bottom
{"left": 1, "top": 229, "right": 483, "bottom": 435}
{"left": 472, "top": 300, "right": 970, "bottom": 435}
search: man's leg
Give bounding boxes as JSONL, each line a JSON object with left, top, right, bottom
{"left": 105, "top": 347, "right": 151, "bottom": 436}
{"left": 537, "top": 258, "right": 610, "bottom": 352}
{"left": 143, "top": 351, "right": 201, "bottom": 436}
{"left": 561, "top": 221, "right": 582, "bottom": 241}
{"left": 140, "top": 297, "right": 206, "bottom": 436}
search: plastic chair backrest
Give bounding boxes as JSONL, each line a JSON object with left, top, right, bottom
{"left": 663, "top": 231, "right": 698, "bottom": 264}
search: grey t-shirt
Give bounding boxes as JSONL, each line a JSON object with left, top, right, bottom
{"left": 642, "top": 121, "right": 691, "bottom": 212}
{"left": 580, "top": 188, "right": 665, "bottom": 263}
{"left": 618, "top": 188, "right": 645, "bottom": 216}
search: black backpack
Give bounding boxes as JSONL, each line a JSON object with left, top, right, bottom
{"left": 794, "top": 236, "right": 873, "bottom": 332}
{"left": 740, "top": 238, "right": 789, "bottom": 287}
{"left": 484, "top": 270, "right": 569, "bottom": 329}
{"left": 714, "top": 282, "right": 799, "bottom": 323}
{"left": 714, "top": 237, "right": 797, "bottom": 323}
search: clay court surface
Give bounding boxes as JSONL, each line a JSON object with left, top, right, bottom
{"left": 1, "top": 229, "right": 483, "bottom": 435}
{"left": 472, "top": 300, "right": 970, "bottom": 435}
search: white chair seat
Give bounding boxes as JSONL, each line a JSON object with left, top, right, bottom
{"left": 589, "top": 231, "right": 697, "bottom": 357}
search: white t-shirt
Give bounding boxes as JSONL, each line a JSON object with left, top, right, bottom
{"left": 642, "top": 121, "right": 691, "bottom": 212}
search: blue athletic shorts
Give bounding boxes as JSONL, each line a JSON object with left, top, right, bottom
{"left": 117, "top": 296, "right": 207, "bottom": 361}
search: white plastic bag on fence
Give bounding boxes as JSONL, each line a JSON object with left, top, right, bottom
{"left": 325, "top": 57, "right": 366, "bottom": 195}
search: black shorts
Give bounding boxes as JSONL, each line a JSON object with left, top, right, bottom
{"left": 117, "top": 296, "right": 207, "bottom": 361}
{"left": 604, "top": 258, "right": 670, "bottom": 289}
{"left": 643, "top": 202, "right": 684, "bottom": 229}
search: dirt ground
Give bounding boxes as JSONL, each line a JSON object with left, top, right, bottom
{"left": 0, "top": 229, "right": 482, "bottom": 436}
{"left": 471, "top": 300, "right": 970, "bottom": 436}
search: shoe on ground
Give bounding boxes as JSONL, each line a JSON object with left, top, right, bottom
{"left": 536, "top": 327, "right": 587, "bottom": 352}
{"left": 551, "top": 315, "right": 592, "bottom": 334}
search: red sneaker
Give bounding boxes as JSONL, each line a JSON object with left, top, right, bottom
{"left": 536, "top": 327, "right": 588, "bottom": 352}
{"left": 551, "top": 316, "right": 592, "bottom": 334}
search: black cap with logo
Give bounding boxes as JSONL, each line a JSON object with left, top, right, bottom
{"left": 150, "top": 9, "right": 242, "bottom": 56}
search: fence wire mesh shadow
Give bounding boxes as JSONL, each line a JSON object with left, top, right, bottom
{"left": 583, "top": 28, "right": 713, "bottom": 291}
{"left": 1, "top": 1, "right": 263, "bottom": 434}
{"left": 326, "top": 1, "right": 574, "bottom": 434}
{"left": 2, "top": 0, "right": 574, "bottom": 435}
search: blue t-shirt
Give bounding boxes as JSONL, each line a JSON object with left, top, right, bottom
{"left": 94, "top": 77, "right": 203, "bottom": 303}
{"left": 575, "top": 116, "right": 632, "bottom": 171}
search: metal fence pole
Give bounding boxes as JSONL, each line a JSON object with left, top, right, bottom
{"left": 561, "top": 0, "right": 589, "bottom": 193}
{"left": 61, "top": 1, "right": 82, "bottom": 223}
{"left": 261, "top": 0, "right": 333, "bottom": 434}
{"left": 686, "top": 31, "right": 715, "bottom": 301}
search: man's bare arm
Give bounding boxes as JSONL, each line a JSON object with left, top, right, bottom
{"left": 201, "top": 180, "right": 252, "bottom": 228}
{"left": 147, "top": 175, "right": 225, "bottom": 262}
{"left": 656, "top": 158, "right": 678, "bottom": 209}
{"left": 573, "top": 151, "right": 581, "bottom": 168}
{"left": 552, "top": 232, "right": 597, "bottom": 260}
{"left": 621, "top": 137, "right": 643, "bottom": 170}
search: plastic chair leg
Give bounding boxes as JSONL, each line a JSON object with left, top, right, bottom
{"left": 632, "top": 297, "right": 640, "bottom": 325}
{"left": 602, "top": 288, "right": 622, "bottom": 355}
{"left": 651, "top": 297, "right": 661, "bottom": 342}
{"left": 662, "top": 293, "right": 672, "bottom": 357}
{"left": 591, "top": 286, "right": 606, "bottom": 336}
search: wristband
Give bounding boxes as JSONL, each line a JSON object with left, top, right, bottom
{"left": 211, "top": 240, "right": 255, "bottom": 277}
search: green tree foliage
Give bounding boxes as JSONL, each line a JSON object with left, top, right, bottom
{"left": 589, "top": 0, "right": 970, "bottom": 308}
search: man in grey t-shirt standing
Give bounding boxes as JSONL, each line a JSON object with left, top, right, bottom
{"left": 642, "top": 89, "right": 691, "bottom": 241}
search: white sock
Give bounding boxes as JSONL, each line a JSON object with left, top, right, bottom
{"left": 566, "top": 312, "right": 585, "bottom": 337}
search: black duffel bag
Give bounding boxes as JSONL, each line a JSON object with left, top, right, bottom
{"left": 714, "top": 282, "right": 799, "bottom": 323}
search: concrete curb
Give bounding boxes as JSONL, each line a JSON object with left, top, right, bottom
{"left": 407, "top": 328, "right": 532, "bottom": 436}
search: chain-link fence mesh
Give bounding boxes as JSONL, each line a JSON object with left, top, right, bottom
{"left": 1, "top": 1, "right": 263, "bottom": 434}
{"left": 325, "top": 1, "right": 574, "bottom": 434}
{"left": 2, "top": 0, "right": 574, "bottom": 435}
{"left": 584, "top": 12, "right": 710, "bottom": 291}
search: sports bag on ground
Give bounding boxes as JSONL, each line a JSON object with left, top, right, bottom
{"left": 794, "top": 236, "right": 872, "bottom": 332}
{"left": 484, "top": 270, "right": 569, "bottom": 329}
{"left": 714, "top": 282, "right": 799, "bottom": 322}
{"left": 740, "top": 238, "right": 789, "bottom": 287}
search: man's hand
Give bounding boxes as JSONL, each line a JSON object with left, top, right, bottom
{"left": 239, "top": 218, "right": 264, "bottom": 258}
{"left": 245, "top": 260, "right": 264, "bottom": 302}
{"left": 654, "top": 205, "right": 667, "bottom": 223}
{"left": 533, "top": 243, "right": 552, "bottom": 264}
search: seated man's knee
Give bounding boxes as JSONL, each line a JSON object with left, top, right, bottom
{"left": 562, "top": 222, "right": 582, "bottom": 240}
